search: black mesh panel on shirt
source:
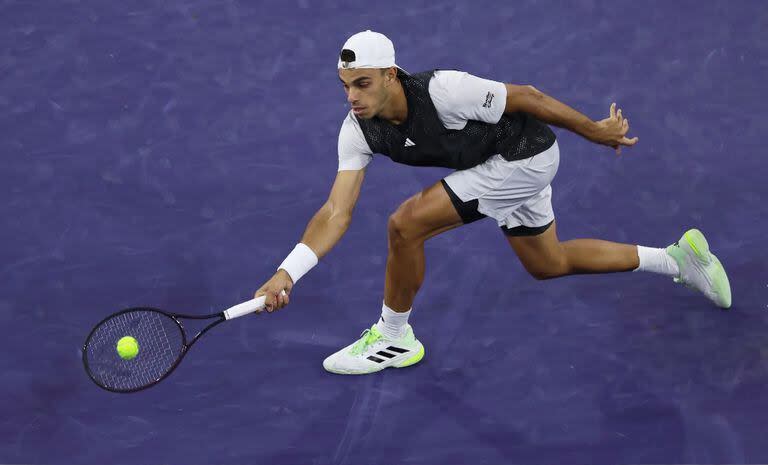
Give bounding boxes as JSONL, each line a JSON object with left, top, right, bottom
{"left": 357, "top": 70, "right": 556, "bottom": 170}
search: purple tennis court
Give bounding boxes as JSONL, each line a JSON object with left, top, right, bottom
{"left": 2, "top": 1, "right": 767, "bottom": 463}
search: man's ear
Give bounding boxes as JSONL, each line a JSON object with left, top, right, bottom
{"left": 385, "top": 67, "right": 396, "bottom": 84}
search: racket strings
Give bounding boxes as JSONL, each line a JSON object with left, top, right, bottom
{"left": 84, "top": 310, "right": 184, "bottom": 391}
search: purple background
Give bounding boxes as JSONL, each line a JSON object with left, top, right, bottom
{"left": 1, "top": 0, "right": 767, "bottom": 463}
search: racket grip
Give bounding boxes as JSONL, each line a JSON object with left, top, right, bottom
{"left": 223, "top": 290, "right": 287, "bottom": 320}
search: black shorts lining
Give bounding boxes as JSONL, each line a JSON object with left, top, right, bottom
{"left": 440, "top": 179, "right": 486, "bottom": 224}
{"left": 501, "top": 220, "right": 554, "bottom": 237}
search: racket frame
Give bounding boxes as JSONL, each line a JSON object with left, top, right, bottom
{"left": 82, "top": 307, "right": 226, "bottom": 393}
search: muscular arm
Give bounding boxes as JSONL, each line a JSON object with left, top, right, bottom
{"left": 504, "top": 84, "right": 638, "bottom": 153}
{"left": 299, "top": 168, "right": 365, "bottom": 259}
{"left": 256, "top": 168, "right": 365, "bottom": 311}
{"left": 504, "top": 84, "right": 597, "bottom": 137}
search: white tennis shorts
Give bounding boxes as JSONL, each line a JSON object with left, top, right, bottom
{"left": 442, "top": 141, "right": 560, "bottom": 235}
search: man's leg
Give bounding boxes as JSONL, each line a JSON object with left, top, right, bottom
{"left": 506, "top": 221, "right": 732, "bottom": 308}
{"left": 385, "top": 180, "right": 465, "bottom": 311}
{"left": 506, "top": 221, "right": 640, "bottom": 280}
{"left": 322, "top": 180, "right": 465, "bottom": 375}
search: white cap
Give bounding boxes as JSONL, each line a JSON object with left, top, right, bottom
{"left": 337, "top": 30, "right": 401, "bottom": 70}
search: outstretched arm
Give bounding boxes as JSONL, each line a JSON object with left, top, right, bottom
{"left": 254, "top": 168, "right": 366, "bottom": 311}
{"left": 505, "top": 84, "right": 639, "bottom": 154}
{"left": 299, "top": 168, "right": 365, "bottom": 259}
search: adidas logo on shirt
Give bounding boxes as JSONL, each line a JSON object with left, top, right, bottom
{"left": 404, "top": 138, "right": 416, "bottom": 147}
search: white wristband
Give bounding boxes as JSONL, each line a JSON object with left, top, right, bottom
{"left": 277, "top": 243, "right": 318, "bottom": 284}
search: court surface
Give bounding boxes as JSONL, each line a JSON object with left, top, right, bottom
{"left": 2, "top": 1, "right": 767, "bottom": 463}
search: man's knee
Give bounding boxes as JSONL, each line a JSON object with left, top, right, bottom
{"left": 525, "top": 255, "right": 571, "bottom": 280}
{"left": 529, "top": 267, "right": 564, "bottom": 280}
{"left": 388, "top": 202, "right": 422, "bottom": 245}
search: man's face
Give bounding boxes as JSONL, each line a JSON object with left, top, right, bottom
{"left": 338, "top": 68, "right": 392, "bottom": 119}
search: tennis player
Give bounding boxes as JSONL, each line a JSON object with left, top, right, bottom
{"left": 254, "top": 30, "right": 732, "bottom": 375}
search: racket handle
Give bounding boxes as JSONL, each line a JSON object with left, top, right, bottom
{"left": 223, "top": 290, "right": 287, "bottom": 320}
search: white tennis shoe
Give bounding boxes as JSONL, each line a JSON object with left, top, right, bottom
{"left": 323, "top": 324, "right": 425, "bottom": 375}
{"left": 666, "top": 228, "right": 732, "bottom": 309}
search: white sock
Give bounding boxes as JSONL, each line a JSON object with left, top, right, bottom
{"left": 635, "top": 245, "right": 679, "bottom": 277}
{"left": 375, "top": 301, "right": 411, "bottom": 340}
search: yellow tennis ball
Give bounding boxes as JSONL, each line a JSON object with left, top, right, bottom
{"left": 116, "top": 336, "right": 139, "bottom": 360}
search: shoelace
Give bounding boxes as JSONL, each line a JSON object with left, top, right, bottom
{"left": 350, "top": 327, "right": 382, "bottom": 356}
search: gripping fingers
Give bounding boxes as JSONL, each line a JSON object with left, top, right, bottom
{"left": 265, "top": 289, "right": 290, "bottom": 312}
{"left": 266, "top": 291, "right": 278, "bottom": 312}
{"left": 277, "top": 291, "right": 290, "bottom": 309}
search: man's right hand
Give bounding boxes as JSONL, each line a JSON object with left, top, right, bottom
{"left": 254, "top": 269, "right": 294, "bottom": 312}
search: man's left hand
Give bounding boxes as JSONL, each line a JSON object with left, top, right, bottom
{"left": 591, "top": 102, "right": 639, "bottom": 155}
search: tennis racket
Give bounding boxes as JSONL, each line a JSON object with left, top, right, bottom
{"left": 82, "top": 291, "right": 285, "bottom": 393}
